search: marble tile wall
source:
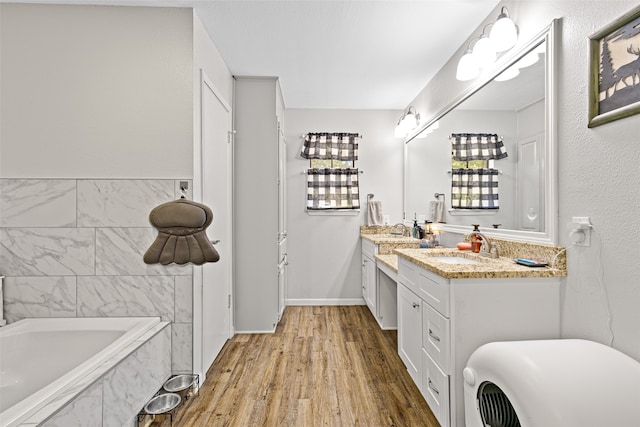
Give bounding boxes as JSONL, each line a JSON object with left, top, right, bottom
{"left": 0, "top": 178, "right": 194, "bottom": 373}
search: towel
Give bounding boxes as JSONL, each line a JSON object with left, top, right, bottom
{"left": 367, "top": 200, "right": 384, "bottom": 226}
{"left": 430, "top": 200, "right": 446, "bottom": 223}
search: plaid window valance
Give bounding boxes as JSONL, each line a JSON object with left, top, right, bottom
{"left": 450, "top": 133, "right": 508, "bottom": 161}
{"left": 451, "top": 168, "right": 500, "bottom": 209}
{"left": 306, "top": 168, "right": 360, "bottom": 210}
{"left": 301, "top": 133, "right": 359, "bottom": 160}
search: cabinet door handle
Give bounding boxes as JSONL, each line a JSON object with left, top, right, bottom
{"left": 428, "top": 329, "right": 441, "bottom": 342}
{"left": 411, "top": 302, "right": 420, "bottom": 309}
{"left": 428, "top": 378, "right": 440, "bottom": 395}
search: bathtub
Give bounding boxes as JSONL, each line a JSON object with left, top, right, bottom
{"left": 0, "top": 316, "right": 163, "bottom": 426}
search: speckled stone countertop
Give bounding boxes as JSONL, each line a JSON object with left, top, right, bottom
{"left": 360, "top": 233, "right": 420, "bottom": 255}
{"left": 394, "top": 248, "right": 567, "bottom": 279}
{"left": 374, "top": 254, "right": 398, "bottom": 273}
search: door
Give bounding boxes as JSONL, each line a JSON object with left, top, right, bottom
{"left": 398, "top": 283, "right": 422, "bottom": 388}
{"left": 516, "top": 133, "right": 543, "bottom": 231}
{"left": 200, "top": 70, "right": 233, "bottom": 374}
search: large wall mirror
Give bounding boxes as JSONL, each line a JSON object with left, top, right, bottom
{"left": 404, "top": 19, "right": 558, "bottom": 245}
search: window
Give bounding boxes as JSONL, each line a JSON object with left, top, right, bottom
{"left": 449, "top": 133, "right": 506, "bottom": 210}
{"left": 301, "top": 133, "right": 360, "bottom": 210}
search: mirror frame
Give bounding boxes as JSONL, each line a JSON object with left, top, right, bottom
{"left": 403, "top": 19, "right": 559, "bottom": 245}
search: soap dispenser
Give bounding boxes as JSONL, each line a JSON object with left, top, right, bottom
{"left": 412, "top": 219, "right": 420, "bottom": 239}
{"left": 470, "top": 224, "right": 483, "bottom": 253}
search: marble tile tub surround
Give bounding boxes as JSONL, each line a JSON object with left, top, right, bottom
{"left": 35, "top": 323, "right": 171, "bottom": 427}
{"left": 0, "top": 178, "right": 194, "bottom": 373}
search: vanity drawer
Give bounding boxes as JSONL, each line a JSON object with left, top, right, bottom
{"left": 422, "top": 349, "right": 450, "bottom": 427}
{"left": 362, "top": 239, "right": 378, "bottom": 260}
{"left": 422, "top": 302, "right": 450, "bottom": 374}
{"left": 398, "top": 257, "right": 421, "bottom": 296}
{"left": 417, "top": 270, "right": 449, "bottom": 318}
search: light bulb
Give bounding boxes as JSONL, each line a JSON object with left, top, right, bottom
{"left": 473, "top": 36, "right": 496, "bottom": 69}
{"left": 456, "top": 51, "right": 480, "bottom": 81}
{"left": 490, "top": 10, "right": 518, "bottom": 52}
{"left": 402, "top": 112, "right": 417, "bottom": 131}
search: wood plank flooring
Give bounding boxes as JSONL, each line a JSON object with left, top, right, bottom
{"left": 173, "top": 305, "right": 440, "bottom": 426}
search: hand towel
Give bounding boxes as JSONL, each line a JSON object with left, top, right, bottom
{"left": 367, "top": 200, "right": 384, "bottom": 226}
{"left": 430, "top": 200, "right": 446, "bottom": 223}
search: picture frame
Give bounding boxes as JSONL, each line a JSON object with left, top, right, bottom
{"left": 588, "top": 5, "right": 640, "bottom": 128}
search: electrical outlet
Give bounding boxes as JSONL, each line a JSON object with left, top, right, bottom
{"left": 570, "top": 216, "right": 592, "bottom": 246}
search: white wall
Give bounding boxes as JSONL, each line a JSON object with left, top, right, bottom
{"left": 284, "top": 109, "right": 402, "bottom": 304}
{"left": 0, "top": 4, "right": 193, "bottom": 179}
{"left": 407, "top": 1, "right": 640, "bottom": 361}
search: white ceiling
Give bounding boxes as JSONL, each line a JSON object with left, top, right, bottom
{"left": 194, "top": 1, "right": 502, "bottom": 109}
{"left": 6, "top": 0, "right": 502, "bottom": 109}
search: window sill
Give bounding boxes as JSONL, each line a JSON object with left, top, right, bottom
{"left": 448, "top": 209, "right": 498, "bottom": 216}
{"left": 306, "top": 210, "right": 360, "bottom": 216}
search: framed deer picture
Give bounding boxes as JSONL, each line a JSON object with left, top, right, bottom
{"left": 588, "top": 5, "right": 640, "bottom": 128}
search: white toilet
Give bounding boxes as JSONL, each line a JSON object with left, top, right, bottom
{"left": 463, "top": 339, "right": 640, "bottom": 427}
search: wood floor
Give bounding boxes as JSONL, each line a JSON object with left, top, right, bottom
{"left": 173, "top": 305, "right": 439, "bottom": 426}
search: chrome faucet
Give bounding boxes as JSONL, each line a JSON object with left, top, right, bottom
{"left": 391, "top": 223, "right": 408, "bottom": 236}
{"left": 469, "top": 229, "right": 499, "bottom": 258}
{"left": 475, "top": 232, "right": 494, "bottom": 257}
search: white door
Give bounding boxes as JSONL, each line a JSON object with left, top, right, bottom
{"left": 200, "top": 70, "right": 233, "bottom": 374}
{"left": 516, "top": 133, "right": 543, "bottom": 231}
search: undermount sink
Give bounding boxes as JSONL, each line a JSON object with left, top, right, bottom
{"left": 430, "top": 256, "right": 480, "bottom": 265}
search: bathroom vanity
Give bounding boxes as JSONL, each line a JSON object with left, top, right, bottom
{"left": 395, "top": 248, "right": 566, "bottom": 427}
{"left": 360, "top": 228, "right": 419, "bottom": 329}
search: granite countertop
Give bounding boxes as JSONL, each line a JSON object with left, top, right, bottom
{"left": 394, "top": 248, "right": 567, "bottom": 279}
{"left": 361, "top": 233, "right": 421, "bottom": 255}
{"left": 374, "top": 254, "right": 398, "bottom": 273}
{"left": 360, "top": 233, "right": 419, "bottom": 244}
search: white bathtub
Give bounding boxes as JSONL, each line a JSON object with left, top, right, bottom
{"left": 0, "top": 317, "right": 161, "bottom": 426}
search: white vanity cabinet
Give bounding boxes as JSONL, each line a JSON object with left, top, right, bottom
{"left": 397, "top": 256, "right": 561, "bottom": 427}
{"left": 398, "top": 283, "right": 423, "bottom": 388}
{"left": 361, "top": 238, "right": 399, "bottom": 330}
{"left": 361, "top": 239, "right": 378, "bottom": 317}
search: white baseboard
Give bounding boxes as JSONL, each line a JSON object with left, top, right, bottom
{"left": 286, "top": 298, "right": 366, "bottom": 306}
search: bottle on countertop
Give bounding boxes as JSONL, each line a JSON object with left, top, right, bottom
{"left": 412, "top": 219, "right": 420, "bottom": 238}
{"left": 471, "top": 224, "right": 483, "bottom": 253}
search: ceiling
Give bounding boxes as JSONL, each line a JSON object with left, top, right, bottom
{"left": 6, "top": 0, "right": 502, "bottom": 109}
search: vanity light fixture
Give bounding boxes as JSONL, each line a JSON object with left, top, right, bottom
{"left": 416, "top": 120, "right": 440, "bottom": 139}
{"left": 489, "top": 6, "right": 518, "bottom": 52}
{"left": 394, "top": 106, "right": 420, "bottom": 138}
{"left": 473, "top": 27, "right": 496, "bottom": 69}
{"left": 456, "top": 40, "right": 481, "bottom": 81}
{"left": 455, "top": 5, "right": 519, "bottom": 81}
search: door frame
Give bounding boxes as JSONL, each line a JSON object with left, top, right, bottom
{"left": 193, "top": 69, "right": 234, "bottom": 383}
